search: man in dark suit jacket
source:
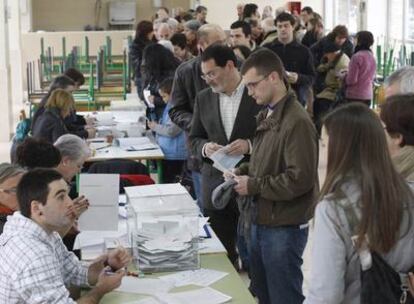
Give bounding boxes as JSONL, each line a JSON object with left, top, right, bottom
{"left": 168, "top": 24, "right": 227, "bottom": 209}
{"left": 189, "top": 44, "right": 262, "bottom": 267}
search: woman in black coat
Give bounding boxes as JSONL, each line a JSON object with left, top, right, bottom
{"left": 32, "top": 89, "right": 74, "bottom": 143}
{"left": 129, "top": 20, "right": 155, "bottom": 100}
{"left": 31, "top": 75, "right": 93, "bottom": 139}
{"left": 141, "top": 43, "right": 180, "bottom": 121}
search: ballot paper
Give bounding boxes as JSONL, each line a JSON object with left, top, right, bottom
{"left": 167, "top": 287, "right": 232, "bottom": 304}
{"left": 159, "top": 268, "right": 228, "bottom": 287}
{"left": 133, "top": 217, "right": 199, "bottom": 271}
{"left": 78, "top": 174, "right": 119, "bottom": 231}
{"left": 115, "top": 277, "right": 174, "bottom": 295}
{"left": 143, "top": 89, "right": 155, "bottom": 108}
{"left": 125, "top": 287, "right": 232, "bottom": 304}
{"left": 95, "top": 112, "right": 115, "bottom": 126}
{"left": 209, "top": 147, "right": 243, "bottom": 173}
{"left": 113, "top": 137, "right": 158, "bottom": 151}
{"left": 126, "top": 298, "right": 160, "bottom": 304}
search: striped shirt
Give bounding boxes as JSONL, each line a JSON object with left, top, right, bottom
{"left": 0, "top": 212, "right": 89, "bottom": 303}
{"left": 218, "top": 81, "right": 245, "bottom": 140}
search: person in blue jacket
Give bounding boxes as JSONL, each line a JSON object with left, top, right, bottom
{"left": 148, "top": 77, "right": 188, "bottom": 183}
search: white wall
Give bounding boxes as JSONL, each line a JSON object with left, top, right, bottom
{"left": 9, "top": 0, "right": 24, "bottom": 103}
{"left": 20, "top": 0, "right": 32, "bottom": 33}
{"left": 0, "top": 0, "right": 13, "bottom": 141}
{"left": 200, "top": 0, "right": 324, "bottom": 30}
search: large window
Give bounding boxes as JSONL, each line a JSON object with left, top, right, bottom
{"left": 337, "top": 0, "right": 358, "bottom": 33}
{"left": 407, "top": 0, "right": 414, "bottom": 40}
{"left": 389, "top": 0, "right": 404, "bottom": 41}
{"left": 327, "top": 0, "right": 414, "bottom": 43}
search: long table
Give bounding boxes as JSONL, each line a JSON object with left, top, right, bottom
{"left": 77, "top": 207, "right": 255, "bottom": 303}
{"left": 99, "top": 253, "right": 256, "bottom": 304}
{"left": 86, "top": 140, "right": 164, "bottom": 183}
{"left": 81, "top": 111, "right": 165, "bottom": 182}
{"left": 87, "top": 144, "right": 164, "bottom": 162}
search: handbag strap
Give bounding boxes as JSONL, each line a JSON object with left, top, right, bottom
{"left": 336, "top": 195, "right": 373, "bottom": 271}
{"left": 337, "top": 190, "right": 412, "bottom": 303}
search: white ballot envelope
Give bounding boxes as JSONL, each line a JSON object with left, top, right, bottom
{"left": 78, "top": 174, "right": 119, "bottom": 231}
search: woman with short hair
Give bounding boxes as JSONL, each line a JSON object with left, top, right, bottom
{"left": 305, "top": 103, "right": 414, "bottom": 303}
{"left": 0, "top": 164, "right": 25, "bottom": 234}
{"left": 54, "top": 134, "right": 91, "bottom": 183}
{"left": 381, "top": 94, "right": 414, "bottom": 181}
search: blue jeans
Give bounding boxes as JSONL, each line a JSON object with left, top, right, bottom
{"left": 249, "top": 224, "right": 308, "bottom": 304}
{"left": 191, "top": 171, "right": 203, "bottom": 211}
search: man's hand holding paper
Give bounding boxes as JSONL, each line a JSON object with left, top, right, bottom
{"left": 209, "top": 146, "right": 244, "bottom": 174}
{"left": 224, "top": 139, "right": 250, "bottom": 155}
{"left": 107, "top": 246, "right": 131, "bottom": 271}
{"left": 204, "top": 142, "right": 223, "bottom": 158}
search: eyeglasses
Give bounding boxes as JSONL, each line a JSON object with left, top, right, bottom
{"left": 245, "top": 73, "right": 271, "bottom": 91}
{"left": 201, "top": 67, "right": 222, "bottom": 81}
{"left": 0, "top": 188, "right": 17, "bottom": 195}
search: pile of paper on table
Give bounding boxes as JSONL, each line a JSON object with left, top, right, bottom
{"left": 113, "top": 137, "right": 158, "bottom": 151}
{"left": 125, "top": 183, "right": 200, "bottom": 273}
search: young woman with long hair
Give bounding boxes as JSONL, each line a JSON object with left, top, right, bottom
{"left": 129, "top": 20, "right": 155, "bottom": 100}
{"left": 305, "top": 103, "right": 414, "bottom": 303}
{"left": 141, "top": 43, "right": 180, "bottom": 121}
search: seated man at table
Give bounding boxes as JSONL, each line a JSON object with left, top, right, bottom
{"left": 0, "top": 168, "right": 130, "bottom": 303}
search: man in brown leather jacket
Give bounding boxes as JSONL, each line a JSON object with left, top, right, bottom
{"left": 235, "top": 48, "right": 318, "bottom": 304}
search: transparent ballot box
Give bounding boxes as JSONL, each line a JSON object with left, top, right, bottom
{"left": 125, "top": 183, "right": 200, "bottom": 273}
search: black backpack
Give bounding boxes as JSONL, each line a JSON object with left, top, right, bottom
{"left": 340, "top": 200, "right": 414, "bottom": 304}
{"left": 360, "top": 251, "right": 414, "bottom": 304}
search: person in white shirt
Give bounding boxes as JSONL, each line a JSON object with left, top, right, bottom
{"left": 189, "top": 44, "right": 262, "bottom": 269}
{"left": 0, "top": 168, "right": 131, "bottom": 304}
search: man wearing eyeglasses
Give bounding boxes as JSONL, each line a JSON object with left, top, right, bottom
{"left": 169, "top": 24, "right": 227, "bottom": 212}
{"left": 189, "top": 44, "right": 261, "bottom": 269}
{"left": 235, "top": 48, "right": 318, "bottom": 304}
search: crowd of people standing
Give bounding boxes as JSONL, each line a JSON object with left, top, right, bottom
{"left": 0, "top": 3, "right": 413, "bottom": 304}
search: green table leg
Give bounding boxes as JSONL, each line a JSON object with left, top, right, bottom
{"left": 145, "top": 160, "right": 163, "bottom": 183}
{"left": 156, "top": 159, "right": 163, "bottom": 183}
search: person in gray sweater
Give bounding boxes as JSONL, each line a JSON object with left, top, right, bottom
{"left": 306, "top": 103, "right": 414, "bottom": 304}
